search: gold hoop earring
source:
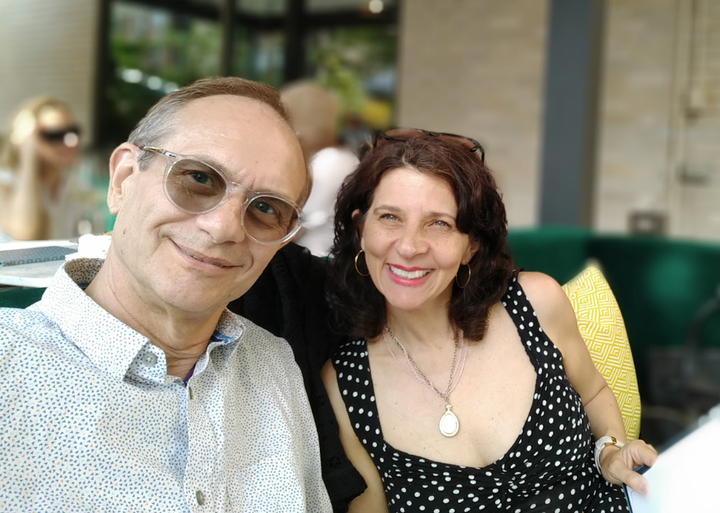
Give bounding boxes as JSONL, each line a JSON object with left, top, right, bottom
{"left": 354, "top": 250, "right": 370, "bottom": 277}
{"left": 455, "top": 263, "right": 471, "bottom": 288}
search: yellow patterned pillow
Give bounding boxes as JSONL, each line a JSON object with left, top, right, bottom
{"left": 562, "top": 266, "right": 641, "bottom": 441}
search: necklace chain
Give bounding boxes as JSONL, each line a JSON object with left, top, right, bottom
{"left": 384, "top": 324, "right": 467, "bottom": 402}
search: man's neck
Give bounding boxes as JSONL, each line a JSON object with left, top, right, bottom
{"left": 84, "top": 259, "right": 224, "bottom": 379}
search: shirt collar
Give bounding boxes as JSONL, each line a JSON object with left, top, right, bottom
{"left": 36, "top": 258, "right": 246, "bottom": 384}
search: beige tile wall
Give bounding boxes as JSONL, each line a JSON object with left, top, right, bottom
{"left": 0, "top": 0, "right": 98, "bottom": 144}
{"left": 595, "top": 0, "right": 678, "bottom": 234}
{"left": 398, "top": 0, "right": 718, "bottom": 240}
{"left": 397, "top": 0, "right": 549, "bottom": 228}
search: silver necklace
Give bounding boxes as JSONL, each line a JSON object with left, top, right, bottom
{"left": 384, "top": 324, "right": 468, "bottom": 437}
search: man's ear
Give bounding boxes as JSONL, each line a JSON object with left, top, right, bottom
{"left": 107, "top": 143, "right": 139, "bottom": 215}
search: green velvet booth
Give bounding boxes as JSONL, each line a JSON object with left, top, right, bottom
{"left": 0, "top": 287, "right": 44, "bottom": 309}
{"left": 508, "top": 226, "right": 720, "bottom": 407}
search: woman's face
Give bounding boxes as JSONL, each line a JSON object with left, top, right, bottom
{"left": 34, "top": 105, "right": 80, "bottom": 167}
{"left": 359, "top": 167, "right": 478, "bottom": 314}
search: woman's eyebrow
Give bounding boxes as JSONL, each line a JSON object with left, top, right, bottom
{"left": 373, "top": 205, "right": 457, "bottom": 220}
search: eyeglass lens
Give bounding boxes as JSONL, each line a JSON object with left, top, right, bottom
{"left": 165, "top": 158, "right": 299, "bottom": 243}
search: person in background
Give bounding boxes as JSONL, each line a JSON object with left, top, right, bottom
{"left": 281, "top": 80, "right": 359, "bottom": 257}
{"left": 0, "top": 77, "right": 331, "bottom": 512}
{"left": 322, "top": 128, "right": 657, "bottom": 512}
{"left": 0, "top": 97, "right": 82, "bottom": 241}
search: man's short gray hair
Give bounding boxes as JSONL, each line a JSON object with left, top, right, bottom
{"left": 128, "top": 76, "right": 311, "bottom": 205}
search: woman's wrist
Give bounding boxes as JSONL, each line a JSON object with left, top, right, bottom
{"left": 594, "top": 435, "right": 625, "bottom": 474}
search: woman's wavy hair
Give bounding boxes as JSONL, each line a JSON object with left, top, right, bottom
{"left": 328, "top": 134, "right": 514, "bottom": 341}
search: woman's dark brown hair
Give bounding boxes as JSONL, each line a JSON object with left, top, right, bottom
{"left": 328, "top": 134, "right": 514, "bottom": 341}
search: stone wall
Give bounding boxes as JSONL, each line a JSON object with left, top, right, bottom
{"left": 0, "top": 0, "right": 98, "bottom": 144}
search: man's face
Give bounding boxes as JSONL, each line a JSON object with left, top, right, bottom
{"left": 107, "top": 95, "right": 306, "bottom": 316}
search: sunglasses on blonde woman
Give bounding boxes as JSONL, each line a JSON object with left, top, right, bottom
{"left": 140, "top": 146, "right": 303, "bottom": 245}
{"left": 373, "top": 127, "right": 485, "bottom": 163}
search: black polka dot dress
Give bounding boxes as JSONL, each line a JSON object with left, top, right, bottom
{"left": 332, "top": 275, "right": 628, "bottom": 512}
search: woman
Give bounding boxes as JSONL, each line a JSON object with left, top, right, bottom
{"left": 0, "top": 97, "right": 82, "bottom": 241}
{"left": 322, "top": 128, "right": 656, "bottom": 512}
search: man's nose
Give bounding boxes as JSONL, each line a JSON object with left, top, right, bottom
{"left": 194, "top": 194, "right": 248, "bottom": 244}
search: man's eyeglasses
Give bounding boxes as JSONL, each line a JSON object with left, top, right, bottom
{"left": 373, "top": 127, "right": 485, "bottom": 163}
{"left": 140, "top": 146, "right": 303, "bottom": 245}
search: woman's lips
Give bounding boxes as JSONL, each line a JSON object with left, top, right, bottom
{"left": 387, "top": 264, "right": 431, "bottom": 280}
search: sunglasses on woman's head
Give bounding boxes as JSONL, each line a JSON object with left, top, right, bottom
{"left": 372, "top": 127, "right": 485, "bottom": 163}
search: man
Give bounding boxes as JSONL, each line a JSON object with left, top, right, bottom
{"left": 0, "top": 77, "right": 332, "bottom": 512}
{"left": 279, "top": 80, "right": 359, "bottom": 257}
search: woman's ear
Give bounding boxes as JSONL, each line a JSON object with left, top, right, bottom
{"left": 352, "top": 208, "right": 365, "bottom": 248}
{"left": 465, "top": 239, "right": 480, "bottom": 264}
{"left": 107, "top": 143, "right": 139, "bottom": 215}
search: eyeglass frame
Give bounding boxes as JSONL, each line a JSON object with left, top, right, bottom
{"left": 139, "top": 145, "right": 304, "bottom": 245}
{"left": 372, "top": 127, "right": 485, "bottom": 163}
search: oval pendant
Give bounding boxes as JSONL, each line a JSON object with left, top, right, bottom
{"left": 439, "top": 404, "right": 459, "bottom": 437}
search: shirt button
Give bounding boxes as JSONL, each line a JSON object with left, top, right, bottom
{"left": 196, "top": 490, "right": 206, "bottom": 505}
{"left": 188, "top": 386, "right": 194, "bottom": 400}
{"left": 142, "top": 352, "right": 157, "bottom": 367}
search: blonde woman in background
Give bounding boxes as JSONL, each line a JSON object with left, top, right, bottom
{"left": 281, "top": 80, "right": 359, "bottom": 256}
{"left": 0, "top": 97, "right": 82, "bottom": 241}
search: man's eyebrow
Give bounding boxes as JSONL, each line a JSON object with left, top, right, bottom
{"left": 193, "top": 154, "right": 232, "bottom": 175}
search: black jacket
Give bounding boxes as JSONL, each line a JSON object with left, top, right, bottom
{"left": 228, "top": 243, "right": 366, "bottom": 512}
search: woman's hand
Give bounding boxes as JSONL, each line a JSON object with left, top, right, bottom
{"left": 599, "top": 439, "right": 657, "bottom": 494}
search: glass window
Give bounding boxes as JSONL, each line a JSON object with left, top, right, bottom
{"left": 236, "top": 0, "right": 287, "bottom": 16}
{"left": 307, "top": 0, "right": 396, "bottom": 14}
{"left": 234, "top": 29, "right": 285, "bottom": 87}
{"left": 102, "top": 2, "right": 221, "bottom": 146}
{"left": 306, "top": 24, "right": 397, "bottom": 146}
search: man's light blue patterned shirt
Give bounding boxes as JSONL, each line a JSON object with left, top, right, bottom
{"left": 0, "top": 258, "right": 331, "bottom": 512}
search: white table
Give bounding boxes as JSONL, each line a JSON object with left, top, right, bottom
{"left": 0, "top": 240, "right": 78, "bottom": 288}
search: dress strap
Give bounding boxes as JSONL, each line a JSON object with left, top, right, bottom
{"left": 502, "top": 272, "right": 565, "bottom": 374}
{"left": 332, "top": 339, "right": 387, "bottom": 466}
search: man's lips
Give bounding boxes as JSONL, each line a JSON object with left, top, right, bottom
{"left": 174, "top": 242, "right": 237, "bottom": 268}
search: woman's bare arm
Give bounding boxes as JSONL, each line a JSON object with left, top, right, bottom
{"left": 321, "top": 360, "right": 390, "bottom": 513}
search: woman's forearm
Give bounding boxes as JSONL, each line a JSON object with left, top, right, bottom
{"left": 4, "top": 146, "right": 47, "bottom": 239}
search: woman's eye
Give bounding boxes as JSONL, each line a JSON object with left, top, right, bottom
{"left": 433, "top": 220, "right": 451, "bottom": 228}
{"left": 379, "top": 213, "right": 398, "bottom": 221}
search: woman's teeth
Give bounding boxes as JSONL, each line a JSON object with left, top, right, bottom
{"left": 388, "top": 265, "right": 430, "bottom": 279}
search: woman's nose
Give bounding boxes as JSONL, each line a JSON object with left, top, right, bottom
{"left": 395, "top": 225, "right": 428, "bottom": 257}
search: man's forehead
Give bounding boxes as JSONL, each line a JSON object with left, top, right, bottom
{"left": 164, "top": 95, "right": 306, "bottom": 199}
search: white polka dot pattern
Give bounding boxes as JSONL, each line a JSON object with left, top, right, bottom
{"left": 333, "top": 275, "right": 628, "bottom": 512}
{"left": 0, "top": 259, "right": 332, "bottom": 512}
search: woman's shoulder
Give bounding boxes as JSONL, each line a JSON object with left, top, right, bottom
{"left": 515, "top": 271, "right": 580, "bottom": 352}
{"left": 516, "top": 271, "right": 564, "bottom": 298}
{"left": 516, "top": 271, "right": 574, "bottom": 322}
